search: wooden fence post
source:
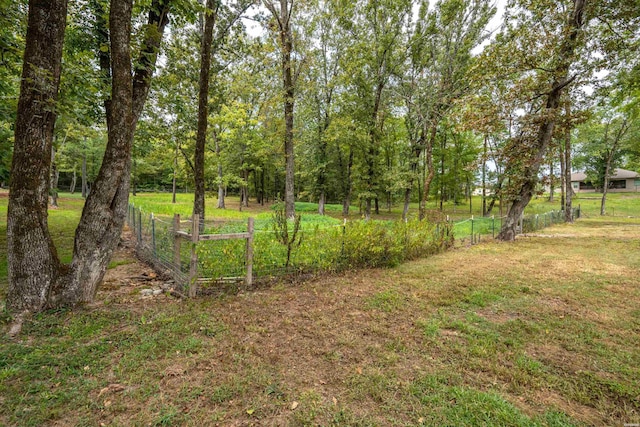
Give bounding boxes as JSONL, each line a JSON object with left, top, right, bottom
{"left": 188, "top": 214, "right": 200, "bottom": 297}
{"left": 137, "top": 209, "right": 142, "bottom": 242}
{"left": 245, "top": 217, "right": 254, "bottom": 287}
{"left": 173, "top": 214, "right": 181, "bottom": 269}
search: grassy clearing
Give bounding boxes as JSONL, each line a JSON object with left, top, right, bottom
{"left": 2, "top": 190, "right": 640, "bottom": 425}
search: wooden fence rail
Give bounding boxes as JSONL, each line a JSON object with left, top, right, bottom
{"left": 172, "top": 214, "right": 254, "bottom": 297}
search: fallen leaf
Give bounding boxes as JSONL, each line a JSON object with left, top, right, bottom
{"left": 332, "top": 397, "right": 337, "bottom": 406}
{"left": 246, "top": 408, "right": 255, "bottom": 415}
{"left": 291, "top": 401, "right": 299, "bottom": 410}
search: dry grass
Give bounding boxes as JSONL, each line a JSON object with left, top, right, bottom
{"left": 2, "top": 217, "right": 640, "bottom": 426}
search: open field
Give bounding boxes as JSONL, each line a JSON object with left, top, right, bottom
{"left": 2, "top": 190, "right": 640, "bottom": 426}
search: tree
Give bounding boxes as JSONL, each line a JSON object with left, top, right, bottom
{"left": 7, "top": 0, "right": 170, "bottom": 319}
{"left": 340, "top": 0, "right": 411, "bottom": 220}
{"left": 488, "top": 0, "right": 587, "bottom": 241}
{"left": 401, "top": 0, "right": 493, "bottom": 220}
{"left": 575, "top": 103, "right": 637, "bottom": 214}
{"left": 0, "top": 0, "right": 27, "bottom": 187}
{"left": 192, "top": 0, "right": 260, "bottom": 216}
{"left": 297, "top": 0, "right": 344, "bottom": 215}
{"left": 193, "top": 0, "right": 218, "bottom": 225}
{"left": 264, "top": 0, "right": 300, "bottom": 218}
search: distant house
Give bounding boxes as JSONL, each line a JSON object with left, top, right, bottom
{"left": 571, "top": 168, "right": 640, "bottom": 193}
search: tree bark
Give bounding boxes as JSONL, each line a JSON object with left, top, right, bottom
{"left": 215, "top": 140, "right": 225, "bottom": 209}
{"left": 482, "top": 135, "right": 487, "bottom": 216}
{"left": 559, "top": 137, "right": 566, "bottom": 210}
{"left": 341, "top": 147, "right": 353, "bottom": 216}
{"left": 265, "top": 0, "right": 296, "bottom": 219}
{"left": 364, "top": 81, "right": 384, "bottom": 221}
{"left": 81, "top": 144, "right": 88, "bottom": 198}
{"left": 7, "top": 0, "right": 68, "bottom": 312}
{"left": 318, "top": 191, "right": 325, "bottom": 215}
{"left": 419, "top": 123, "right": 437, "bottom": 220}
{"left": 563, "top": 101, "right": 573, "bottom": 222}
{"left": 600, "top": 117, "right": 629, "bottom": 215}
{"left": 194, "top": 0, "right": 218, "bottom": 224}
{"left": 497, "top": 0, "right": 586, "bottom": 241}
{"left": 7, "top": 0, "right": 170, "bottom": 314}
{"left": 317, "top": 110, "right": 329, "bottom": 216}
{"left": 70, "top": 168, "right": 76, "bottom": 194}
{"left": 548, "top": 159, "right": 554, "bottom": 202}
{"left": 172, "top": 141, "right": 178, "bottom": 203}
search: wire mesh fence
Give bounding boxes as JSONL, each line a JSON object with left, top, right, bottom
{"left": 453, "top": 206, "right": 582, "bottom": 245}
{"left": 127, "top": 204, "right": 454, "bottom": 296}
{"left": 127, "top": 203, "right": 580, "bottom": 295}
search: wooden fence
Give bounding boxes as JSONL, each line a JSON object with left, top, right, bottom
{"left": 172, "top": 214, "right": 255, "bottom": 297}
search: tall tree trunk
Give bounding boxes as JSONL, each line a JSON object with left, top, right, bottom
{"left": 402, "top": 188, "right": 411, "bottom": 220}
{"left": 559, "top": 138, "right": 566, "bottom": 210}
{"left": 498, "top": 0, "right": 585, "bottom": 241}
{"left": 282, "top": 1, "right": 295, "bottom": 219}
{"left": 7, "top": 0, "right": 68, "bottom": 313}
{"left": 482, "top": 135, "right": 487, "bottom": 216}
{"left": 600, "top": 161, "right": 611, "bottom": 215}
{"left": 564, "top": 102, "right": 573, "bottom": 222}
{"left": 317, "top": 108, "right": 329, "bottom": 216}
{"left": 318, "top": 191, "right": 326, "bottom": 215}
{"left": 243, "top": 169, "right": 250, "bottom": 207}
{"left": 214, "top": 130, "right": 225, "bottom": 208}
{"left": 70, "top": 168, "right": 76, "bottom": 194}
{"left": 599, "top": 118, "right": 629, "bottom": 215}
{"left": 439, "top": 131, "right": 445, "bottom": 211}
{"left": 194, "top": 0, "right": 217, "bottom": 224}
{"left": 467, "top": 177, "right": 472, "bottom": 214}
{"left": 402, "top": 146, "right": 421, "bottom": 221}
{"left": 548, "top": 160, "right": 554, "bottom": 202}
{"left": 342, "top": 147, "right": 353, "bottom": 216}
{"left": 8, "top": 0, "right": 170, "bottom": 315}
{"left": 81, "top": 149, "right": 88, "bottom": 198}
{"left": 364, "top": 81, "right": 384, "bottom": 220}
{"left": 172, "top": 141, "right": 178, "bottom": 203}
{"left": 261, "top": 168, "right": 265, "bottom": 205}
{"left": 419, "top": 123, "right": 437, "bottom": 220}
{"left": 265, "top": 0, "right": 296, "bottom": 218}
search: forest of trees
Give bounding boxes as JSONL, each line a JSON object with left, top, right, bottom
{"left": 2, "top": 0, "right": 639, "bottom": 314}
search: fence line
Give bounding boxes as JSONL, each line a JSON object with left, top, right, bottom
{"left": 127, "top": 205, "right": 454, "bottom": 296}
{"left": 127, "top": 204, "right": 580, "bottom": 296}
{"left": 453, "top": 206, "right": 582, "bottom": 245}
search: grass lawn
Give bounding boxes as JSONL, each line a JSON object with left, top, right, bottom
{"left": 1, "top": 190, "right": 640, "bottom": 425}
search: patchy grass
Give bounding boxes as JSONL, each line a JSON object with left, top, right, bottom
{"left": 2, "top": 212, "right": 640, "bottom": 425}
{"left": 2, "top": 191, "right": 640, "bottom": 425}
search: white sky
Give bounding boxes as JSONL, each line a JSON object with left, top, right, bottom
{"left": 244, "top": 0, "right": 508, "bottom": 42}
